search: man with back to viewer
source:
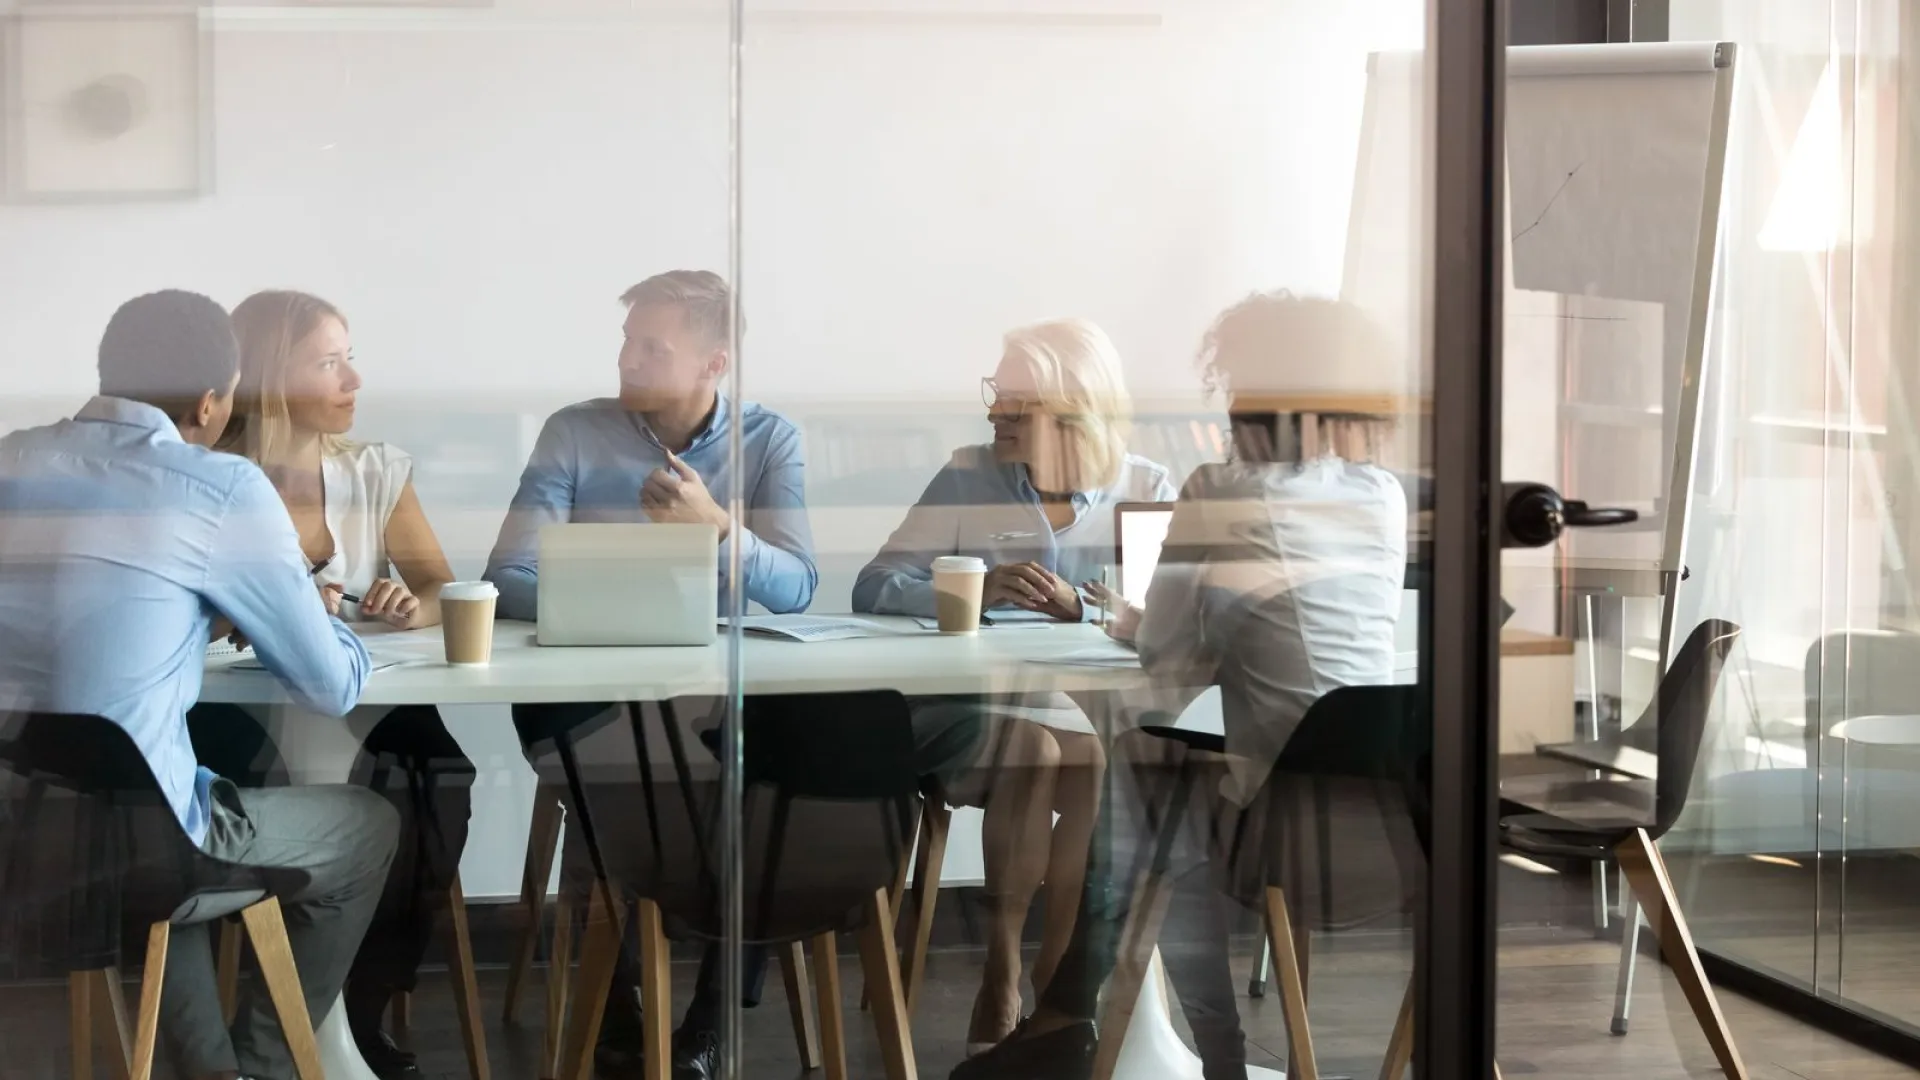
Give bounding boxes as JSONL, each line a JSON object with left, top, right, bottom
{"left": 0, "top": 290, "right": 398, "bottom": 1080}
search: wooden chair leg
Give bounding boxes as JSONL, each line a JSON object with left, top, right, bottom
{"left": 444, "top": 874, "right": 492, "bottom": 1080}
{"left": 543, "top": 889, "right": 576, "bottom": 1078}
{"left": 1265, "top": 886, "right": 1319, "bottom": 1080}
{"left": 240, "top": 897, "right": 325, "bottom": 1080}
{"left": 505, "top": 795, "right": 565, "bottom": 1025}
{"left": 780, "top": 941, "right": 822, "bottom": 1071}
{"left": 1378, "top": 977, "right": 1414, "bottom": 1080}
{"left": 90, "top": 968, "right": 134, "bottom": 1080}
{"left": 856, "top": 888, "right": 919, "bottom": 1080}
{"left": 636, "top": 898, "right": 673, "bottom": 1080}
{"left": 902, "top": 801, "right": 951, "bottom": 1015}
{"left": 861, "top": 825, "right": 917, "bottom": 1014}
{"left": 1615, "top": 829, "right": 1749, "bottom": 1080}
{"left": 552, "top": 885, "right": 624, "bottom": 1080}
{"left": 1088, "top": 859, "right": 1179, "bottom": 1080}
{"left": 811, "top": 933, "right": 848, "bottom": 1080}
{"left": 216, "top": 920, "right": 242, "bottom": 1025}
{"left": 128, "top": 925, "right": 170, "bottom": 1080}
{"left": 390, "top": 991, "right": 412, "bottom": 1044}
{"left": 69, "top": 971, "right": 94, "bottom": 1080}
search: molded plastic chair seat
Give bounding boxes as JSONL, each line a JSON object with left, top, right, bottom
{"left": 0, "top": 711, "right": 327, "bottom": 1080}
{"left": 538, "top": 692, "right": 923, "bottom": 1080}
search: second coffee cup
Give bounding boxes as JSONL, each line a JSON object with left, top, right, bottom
{"left": 931, "top": 555, "right": 988, "bottom": 634}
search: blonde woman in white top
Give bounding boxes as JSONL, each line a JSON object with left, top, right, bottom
{"left": 188, "top": 290, "right": 467, "bottom": 1080}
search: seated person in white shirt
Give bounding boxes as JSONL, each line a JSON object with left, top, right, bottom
{"left": 186, "top": 290, "right": 470, "bottom": 1080}
{"left": 0, "top": 290, "right": 396, "bottom": 1080}
{"left": 955, "top": 293, "right": 1408, "bottom": 1080}
{"left": 853, "top": 318, "right": 1177, "bottom": 1051}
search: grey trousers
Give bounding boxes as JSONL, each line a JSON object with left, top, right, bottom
{"left": 162, "top": 780, "right": 399, "bottom": 1080}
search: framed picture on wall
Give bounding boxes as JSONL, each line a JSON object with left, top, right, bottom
{"left": 1, "top": 12, "right": 210, "bottom": 202}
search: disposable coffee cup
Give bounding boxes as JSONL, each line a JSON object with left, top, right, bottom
{"left": 932, "top": 555, "right": 988, "bottom": 634}
{"left": 440, "top": 581, "right": 498, "bottom": 666}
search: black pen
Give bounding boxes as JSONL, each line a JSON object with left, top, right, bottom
{"left": 309, "top": 559, "right": 361, "bottom": 605}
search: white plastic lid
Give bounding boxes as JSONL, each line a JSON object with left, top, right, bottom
{"left": 440, "top": 581, "right": 499, "bottom": 602}
{"left": 932, "top": 555, "right": 988, "bottom": 574}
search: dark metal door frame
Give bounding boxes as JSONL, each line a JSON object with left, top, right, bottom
{"left": 1420, "top": 0, "right": 1506, "bottom": 1076}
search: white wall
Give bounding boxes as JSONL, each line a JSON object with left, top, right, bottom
{"left": 0, "top": 0, "right": 1424, "bottom": 896}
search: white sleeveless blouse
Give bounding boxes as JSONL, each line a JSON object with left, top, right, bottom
{"left": 310, "top": 441, "right": 413, "bottom": 624}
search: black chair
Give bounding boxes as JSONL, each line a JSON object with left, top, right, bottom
{"left": 1089, "top": 684, "right": 1430, "bottom": 1080}
{"left": 1491, "top": 619, "right": 1746, "bottom": 1080}
{"left": 541, "top": 692, "right": 923, "bottom": 1080}
{"left": 508, "top": 704, "right": 813, "bottom": 1076}
{"left": 0, "top": 712, "right": 325, "bottom": 1080}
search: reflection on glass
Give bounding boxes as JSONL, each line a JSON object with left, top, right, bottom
{"left": 1666, "top": 0, "right": 1920, "bottom": 1052}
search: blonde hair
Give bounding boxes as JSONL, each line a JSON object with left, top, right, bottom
{"left": 1001, "top": 318, "right": 1133, "bottom": 491}
{"left": 619, "top": 270, "right": 740, "bottom": 344}
{"left": 218, "top": 290, "right": 349, "bottom": 465}
{"left": 1197, "top": 291, "right": 1400, "bottom": 465}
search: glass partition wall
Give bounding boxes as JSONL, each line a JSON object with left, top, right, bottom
{"left": 30, "top": 1, "right": 1915, "bottom": 1079}
{"left": 1663, "top": 0, "right": 1920, "bottom": 1056}
{"left": 727, "top": 3, "right": 1439, "bottom": 1078}
{"left": 0, "top": 2, "right": 742, "bottom": 1079}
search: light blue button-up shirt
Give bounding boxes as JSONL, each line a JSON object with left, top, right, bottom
{"left": 0, "top": 397, "right": 371, "bottom": 843}
{"left": 484, "top": 396, "right": 818, "bottom": 620}
{"left": 853, "top": 444, "right": 1177, "bottom": 619}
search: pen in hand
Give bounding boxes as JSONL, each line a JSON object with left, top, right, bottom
{"left": 308, "top": 557, "right": 361, "bottom": 605}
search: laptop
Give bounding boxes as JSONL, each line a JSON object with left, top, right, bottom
{"left": 536, "top": 523, "right": 717, "bottom": 646}
{"left": 1113, "top": 501, "right": 1176, "bottom": 606}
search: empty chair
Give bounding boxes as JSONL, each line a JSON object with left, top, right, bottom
{"left": 540, "top": 691, "right": 924, "bottom": 1080}
{"left": 1492, "top": 619, "right": 1746, "bottom": 1080}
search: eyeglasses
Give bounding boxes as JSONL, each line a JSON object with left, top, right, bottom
{"left": 981, "top": 377, "right": 1037, "bottom": 417}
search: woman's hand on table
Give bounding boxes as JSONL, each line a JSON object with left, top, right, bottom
{"left": 360, "top": 577, "right": 422, "bottom": 628}
{"left": 1081, "top": 580, "right": 1142, "bottom": 643}
{"left": 985, "top": 561, "right": 1083, "bottom": 621}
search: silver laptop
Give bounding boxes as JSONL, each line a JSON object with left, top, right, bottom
{"left": 536, "top": 523, "right": 717, "bottom": 646}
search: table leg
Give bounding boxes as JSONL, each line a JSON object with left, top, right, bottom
{"left": 316, "top": 994, "right": 382, "bottom": 1080}
{"left": 1106, "top": 950, "right": 1285, "bottom": 1080}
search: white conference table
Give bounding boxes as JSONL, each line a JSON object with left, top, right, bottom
{"left": 200, "top": 618, "right": 1243, "bottom": 1080}
{"left": 201, "top": 617, "right": 1159, "bottom": 707}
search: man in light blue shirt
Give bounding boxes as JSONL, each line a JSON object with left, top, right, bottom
{"left": 484, "top": 270, "right": 816, "bottom": 618}
{"left": 486, "top": 271, "right": 812, "bottom": 1080}
{"left": 0, "top": 291, "right": 397, "bottom": 1080}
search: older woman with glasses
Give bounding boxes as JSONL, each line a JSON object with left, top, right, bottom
{"left": 853, "top": 318, "right": 1177, "bottom": 1052}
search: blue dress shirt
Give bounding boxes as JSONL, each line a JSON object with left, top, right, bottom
{"left": 0, "top": 397, "right": 371, "bottom": 843}
{"left": 853, "top": 444, "right": 1177, "bottom": 619}
{"left": 484, "top": 396, "right": 818, "bottom": 620}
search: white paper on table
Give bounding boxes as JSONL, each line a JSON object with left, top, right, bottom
{"left": 229, "top": 633, "right": 443, "bottom": 672}
{"left": 1027, "top": 646, "right": 1142, "bottom": 670}
{"left": 911, "top": 616, "right": 1053, "bottom": 631}
{"left": 720, "top": 614, "right": 921, "bottom": 642}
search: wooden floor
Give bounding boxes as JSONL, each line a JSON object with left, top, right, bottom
{"left": 3, "top": 925, "right": 1914, "bottom": 1080}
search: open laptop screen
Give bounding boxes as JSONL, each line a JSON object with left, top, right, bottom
{"left": 1113, "top": 501, "right": 1175, "bottom": 606}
